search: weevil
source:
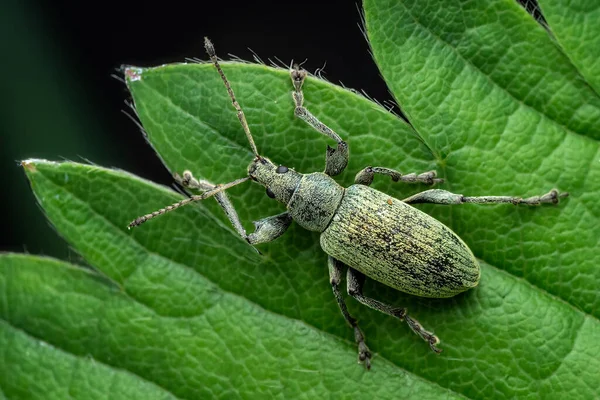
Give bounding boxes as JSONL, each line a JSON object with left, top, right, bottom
{"left": 128, "top": 38, "right": 568, "bottom": 369}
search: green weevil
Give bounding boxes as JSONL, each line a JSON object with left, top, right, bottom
{"left": 129, "top": 38, "right": 568, "bottom": 369}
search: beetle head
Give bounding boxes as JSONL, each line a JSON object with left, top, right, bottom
{"left": 248, "top": 156, "right": 302, "bottom": 204}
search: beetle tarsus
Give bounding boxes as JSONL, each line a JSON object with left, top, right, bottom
{"left": 429, "top": 339, "right": 442, "bottom": 354}
{"left": 354, "top": 167, "right": 444, "bottom": 187}
{"left": 354, "top": 326, "right": 372, "bottom": 370}
{"left": 405, "top": 315, "right": 442, "bottom": 354}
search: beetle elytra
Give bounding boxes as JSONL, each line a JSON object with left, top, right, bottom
{"left": 128, "top": 38, "right": 568, "bottom": 369}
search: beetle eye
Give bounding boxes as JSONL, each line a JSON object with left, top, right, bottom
{"left": 276, "top": 165, "right": 289, "bottom": 174}
{"left": 266, "top": 187, "right": 276, "bottom": 199}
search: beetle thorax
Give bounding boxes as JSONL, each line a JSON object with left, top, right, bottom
{"left": 287, "top": 173, "right": 345, "bottom": 232}
{"left": 248, "top": 158, "right": 345, "bottom": 232}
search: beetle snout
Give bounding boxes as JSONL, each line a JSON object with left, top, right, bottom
{"left": 247, "top": 157, "right": 275, "bottom": 182}
{"left": 248, "top": 161, "right": 258, "bottom": 177}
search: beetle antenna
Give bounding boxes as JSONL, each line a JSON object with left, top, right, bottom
{"left": 128, "top": 176, "right": 250, "bottom": 229}
{"left": 204, "top": 37, "right": 260, "bottom": 158}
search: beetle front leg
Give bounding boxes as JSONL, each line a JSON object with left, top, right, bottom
{"left": 403, "top": 188, "right": 568, "bottom": 206}
{"left": 328, "top": 257, "right": 372, "bottom": 369}
{"left": 177, "top": 171, "right": 292, "bottom": 245}
{"left": 246, "top": 213, "right": 293, "bottom": 244}
{"left": 346, "top": 267, "right": 442, "bottom": 354}
{"left": 355, "top": 166, "right": 444, "bottom": 186}
{"left": 291, "top": 66, "right": 348, "bottom": 176}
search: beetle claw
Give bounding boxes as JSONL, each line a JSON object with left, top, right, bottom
{"left": 358, "top": 342, "right": 372, "bottom": 370}
{"left": 354, "top": 326, "right": 372, "bottom": 370}
{"left": 429, "top": 338, "right": 442, "bottom": 354}
{"left": 359, "top": 352, "right": 371, "bottom": 370}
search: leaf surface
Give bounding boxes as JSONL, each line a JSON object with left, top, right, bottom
{"left": 365, "top": 0, "right": 599, "bottom": 319}
{"left": 538, "top": 0, "right": 600, "bottom": 95}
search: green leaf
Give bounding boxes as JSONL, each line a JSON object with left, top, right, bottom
{"left": 9, "top": 157, "right": 599, "bottom": 399}
{"left": 364, "top": 0, "right": 599, "bottom": 316}
{"left": 4, "top": 0, "right": 600, "bottom": 398}
{"left": 1, "top": 188, "right": 458, "bottom": 399}
{"left": 0, "top": 258, "right": 177, "bottom": 400}
{"left": 538, "top": 0, "right": 600, "bottom": 95}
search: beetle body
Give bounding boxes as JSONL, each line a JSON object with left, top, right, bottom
{"left": 321, "top": 184, "right": 480, "bottom": 298}
{"left": 251, "top": 158, "right": 480, "bottom": 298}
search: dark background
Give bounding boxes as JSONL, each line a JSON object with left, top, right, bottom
{"left": 1, "top": 0, "right": 393, "bottom": 260}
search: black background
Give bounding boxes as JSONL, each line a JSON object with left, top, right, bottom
{"left": 2, "top": 0, "right": 394, "bottom": 259}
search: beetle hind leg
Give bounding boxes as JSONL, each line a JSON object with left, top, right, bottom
{"left": 405, "top": 315, "right": 442, "bottom": 354}
{"left": 347, "top": 267, "right": 442, "bottom": 354}
{"left": 328, "top": 257, "right": 372, "bottom": 369}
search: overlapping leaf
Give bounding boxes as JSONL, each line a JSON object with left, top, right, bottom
{"left": 538, "top": 0, "right": 600, "bottom": 95}
{"left": 364, "top": 0, "right": 599, "bottom": 319}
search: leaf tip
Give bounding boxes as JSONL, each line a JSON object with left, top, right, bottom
{"left": 122, "top": 66, "right": 144, "bottom": 83}
{"left": 21, "top": 158, "right": 44, "bottom": 173}
{"left": 21, "top": 159, "right": 60, "bottom": 174}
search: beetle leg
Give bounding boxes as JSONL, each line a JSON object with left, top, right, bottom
{"left": 355, "top": 166, "right": 444, "bottom": 186}
{"left": 346, "top": 267, "right": 442, "bottom": 354}
{"left": 403, "top": 188, "right": 568, "bottom": 206}
{"left": 290, "top": 65, "right": 348, "bottom": 176}
{"left": 129, "top": 173, "right": 249, "bottom": 228}
{"left": 176, "top": 171, "right": 249, "bottom": 239}
{"left": 246, "top": 213, "right": 293, "bottom": 244}
{"left": 204, "top": 38, "right": 259, "bottom": 156}
{"left": 175, "top": 171, "right": 292, "bottom": 246}
{"left": 328, "top": 256, "right": 372, "bottom": 369}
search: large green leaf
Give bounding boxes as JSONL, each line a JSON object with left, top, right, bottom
{"left": 3, "top": 0, "right": 599, "bottom": 398}
{"left": 364, "top": 0, "right": 600, "bottom": 317}
{"left": 3, "top": 165, "right": 459, "bottom": 399}
{"left": 0, "top": 257, "right": 177, "bottom": 400}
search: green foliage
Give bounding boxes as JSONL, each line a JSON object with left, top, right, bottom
{"left": 2, "top": 0, "right": 599, "bottom": 398}
{"left": 537, "top": 0, "right": 600, "bottom": 95}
